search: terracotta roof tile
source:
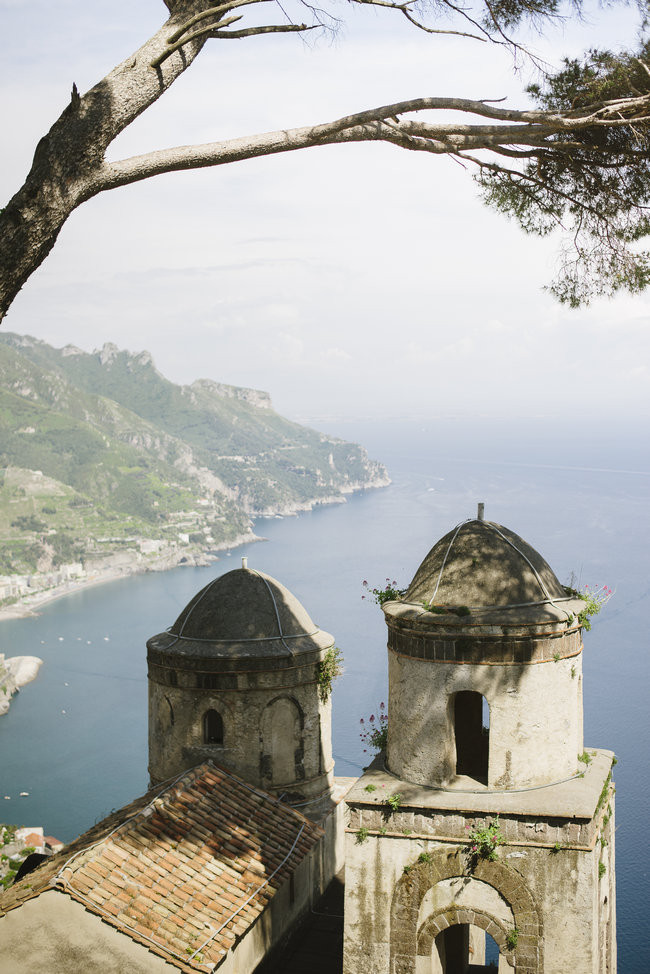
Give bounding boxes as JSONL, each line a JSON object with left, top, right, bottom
{"left": 0, "top": 762, "right": 323, "bottom": 973}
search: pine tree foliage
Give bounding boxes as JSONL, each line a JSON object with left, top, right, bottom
{"left": 478, "top": 42, "right": 650, "bottom": 304}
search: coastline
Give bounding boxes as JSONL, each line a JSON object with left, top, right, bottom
{"left": 0, "top": 531, "right": 259, "bottom": 623}
{"left": 0, "top": 655, "right": 43, "bottom": 715}
{"left": 0, "top": 477, "right": 391, "bottom": 624}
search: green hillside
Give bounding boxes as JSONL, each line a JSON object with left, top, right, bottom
{"left": 0, "top": 335, "right": 387, "bottom": 575}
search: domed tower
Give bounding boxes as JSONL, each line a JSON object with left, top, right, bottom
{"left": 344, "top": 509, "right": 617, "bottom": 974}
{"left": 385, "top": 512, "right": 586, "bottom": 790}
{"left": 147, "top": 561, "right": 336, "bottom": 802}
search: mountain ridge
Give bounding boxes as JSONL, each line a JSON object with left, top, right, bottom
{"left": 0, "top": 334, "right": 389, "bottom": 581}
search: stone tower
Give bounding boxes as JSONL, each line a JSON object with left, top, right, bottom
{"left": 344, "top": 513, "right": 616, "bottom": 974}
{"left": 147, "top": 561, "right": 336, "bottom": 802}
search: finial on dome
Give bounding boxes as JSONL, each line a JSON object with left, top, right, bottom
{"left": 477, "top": 502, "right": 485, "bottom": 521}
{"left": 242, "top": 556, "right": 248, "bottom": 569}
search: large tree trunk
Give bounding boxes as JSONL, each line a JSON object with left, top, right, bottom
{"left": 0, "top": 4, "right": 207, "bottom": 323}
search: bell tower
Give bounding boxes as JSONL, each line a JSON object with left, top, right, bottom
{"left": 147, "top": 560, "right": 336, "bottom": 803}
{"left": 344, "top": 512, "right": 616, "bottom": 974}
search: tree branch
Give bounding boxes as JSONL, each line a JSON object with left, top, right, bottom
{"left": 151, "top": 16, "right": 244, "bottom": 66}
{"left": 98, "top": 87, "right": 650, "bottom": 191}
{"left": 209, "top": 23, "right": 313, "bottom": 37}
{"left": 166, "top": 0, "right": 270, "bottom": 43}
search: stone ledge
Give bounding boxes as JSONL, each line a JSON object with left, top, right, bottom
{"left": 345, "top": 749, "right": 615, "bottom": 820}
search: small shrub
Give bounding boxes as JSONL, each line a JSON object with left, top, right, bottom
{"left": 466, "top": 817, "right": 504, "bottom": 862}
{"left": 403, "top": 864, "right": 412, "bottom": 874}
{"left": 506, "top": 928, "right": 519, "bottom": 950}
{"left": 386, "top": 793, "right": 402, "bottom": 812}
{"left": 551, "top": 842, "right": 562, "bottom": 853}
{"left": 356, "top": 827, "right": 369, "bottom": 844}
{"left": 418, "top": 851, "right": 432, "bottom": 864}
{"left": 599, "top": 861, "right": 607, "bottom": 879}
{"left": 570, "top": 665, "right": 576, "bottom": 679}
{"left": 576, "top": 584, "right": 613, "bottom": 631}
{"left": 359, "top": 701, "right": 388, "bottom": 753}
{"left": 364, "top": 784, "right": 377, "bottom": 793}
{"left": 362, "top": 579, "right": 406, "bottom": 606}
{"left": 578, "top": 751, "right": 592, "bottom": 766}
{"left": 421, "top": 603, "right": 470, "bottom": 616}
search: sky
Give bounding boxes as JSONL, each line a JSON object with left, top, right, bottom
{"left": 1, "top": 0, "right": 649, "bottom": 426}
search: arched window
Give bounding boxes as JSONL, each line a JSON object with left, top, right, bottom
{"left": 260, "top": 697, "right": 303, "bottom": 786}
{"left": 454, "top": 691, "right": 489, "bottom": 784}
{"left": 203, "top": 709, "right": 224, "bottom": 745}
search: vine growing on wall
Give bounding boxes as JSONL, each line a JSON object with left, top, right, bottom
{"left": 317, "top": 646, "right": 343, "bottom": 704}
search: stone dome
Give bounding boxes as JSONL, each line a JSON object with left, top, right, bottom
{"left": 406, "top": 518, "right": 568, "bottom": 610}
{"left": 148, "top": 566, "right": 334, "bottom": 660}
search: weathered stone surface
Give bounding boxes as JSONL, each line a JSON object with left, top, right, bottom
{"left": 343, "top": 517, "right": 616, "bottom": 974}
{"left": 148, "top": 567, "right": 335, "bottom": 800}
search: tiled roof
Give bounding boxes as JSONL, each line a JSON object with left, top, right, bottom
{"left": 43, "top": 836, "right": 64, "bottom": 849}
{"left": 0, "top": 763, "right": 323, "bottom": 972}
{"left": 19, "top": 832, "right": 44, "bottom": 849}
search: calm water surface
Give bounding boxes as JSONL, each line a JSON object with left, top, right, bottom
{"left": 0, "top": 418, "right": 647, "bottom": 972}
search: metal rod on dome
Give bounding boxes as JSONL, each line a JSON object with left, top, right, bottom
{"left": 242, "top": 556, "right": 248, "bottom": 569}
{"left": 477, "top": 503, "right": 485, "bottom": 521}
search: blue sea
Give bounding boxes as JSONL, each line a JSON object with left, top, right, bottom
{"left": 0, "top": 417, "right": 647, "bottom": 972}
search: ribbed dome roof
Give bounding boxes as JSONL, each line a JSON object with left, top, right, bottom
{"left": 148, "top": 567, "right": 334, "bottom": 659}
{"left": 406, "top": 519, "right": 567, "bottom": 609}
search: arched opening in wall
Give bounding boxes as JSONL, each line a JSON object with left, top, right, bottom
{"left": 454, "top": 691, "right": 489, "bottom": 784}
{"left": 260, "top": 697, "right": 304, "bottom": 787}
{"left": 433, "top": 925, "right": 505, "bottom": 973}
{"left": 203, "top": 709, "right": 224, "bottom": 745}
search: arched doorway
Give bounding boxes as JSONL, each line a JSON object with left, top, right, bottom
{"left": 433, "top": 924, "right": 505, "bottom": 972}
{"left": 454, "top": 691, "right": 489, "bottom": 784}
{"left": 391, "top": 850, "right": 542, "bottom": 974}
